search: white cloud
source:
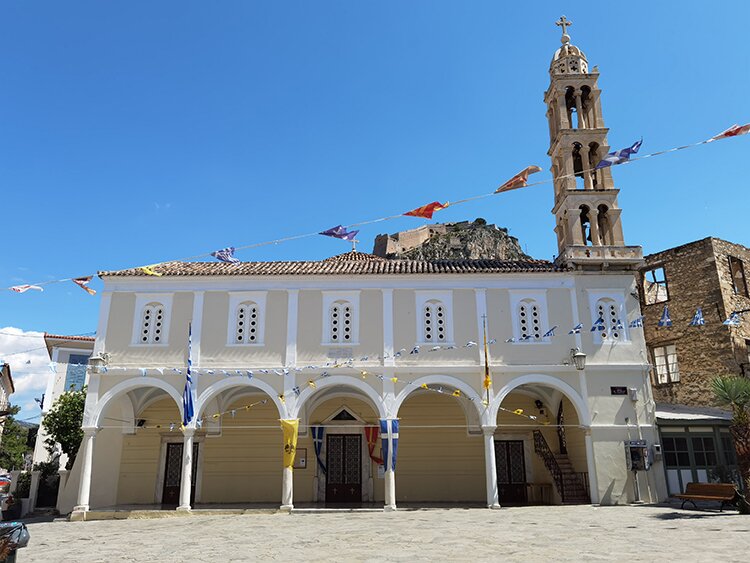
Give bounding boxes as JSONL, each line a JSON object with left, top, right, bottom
{"left": 0, "top": 327, "right": 50, "bottom": 423}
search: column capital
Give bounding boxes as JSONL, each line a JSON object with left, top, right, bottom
{"left": 181, "top": 427, "right": 196, "bottom": 438}
{"left": 481, "top": 425, "right": 497, "bottom": 436}
{"left": 82, "top": 427, "right": 100, "bottom": 437}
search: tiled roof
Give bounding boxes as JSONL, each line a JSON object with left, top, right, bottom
{"left": 44, "top": 334, "right": 96, "bottom": 342}
{"left": 99, "top": 252, "right": 560, "bottom": 277}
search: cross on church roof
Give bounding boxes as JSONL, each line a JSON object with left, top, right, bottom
{"left": 555, "top": 15, "right": 572, "bottom": 43}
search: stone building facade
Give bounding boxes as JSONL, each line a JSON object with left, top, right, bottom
{"left": 638, "top": 237, "right": 750, "bottom": 407}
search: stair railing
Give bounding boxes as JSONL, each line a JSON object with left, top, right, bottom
{"left": 533, "top": 429, "right": 565, "bottom": 503}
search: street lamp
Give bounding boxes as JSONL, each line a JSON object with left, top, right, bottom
{"left": 570, "top": 348, "right": 587, "bottom": 371}
{"left": 88, "top": 352, "right": 110, "bottom": 374}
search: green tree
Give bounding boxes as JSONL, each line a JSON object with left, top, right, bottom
{"left": 0, "top": 406, "right": 30, "bottom": 470}
{"left": 42, "top": 387, "right": 86, "bottom": 470}
{"left": 712, "top": 376, "right": 750, "bottom": 513}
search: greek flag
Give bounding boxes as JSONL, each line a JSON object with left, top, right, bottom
{"left": 658, "top": 305, "right": 673, "bottom": 328}
{"left": 591, "top": 317, "right": 605, "bottom": 332}
{"left": 568, "top": 323, "right": 583, "bottom": 334}
{"left": 723, "top": 312, "right": 741, "bottom": 326}
{"left": 595, "top": 138, "right": 643, "bottom": 169}
{"left": 629, "top": 316, "right": 644, "bottom": 328}
{"left": 311, "top": 426, "right": 326, "bottom": 474}
{"left": 690, "top": 307, "right": 705, "bottom": 327}
{"left": 410, "top": 346, "right": 420, "bottom": 355}
{"left": 379, "top": 419, "right": 399, "bottom": 472}
{"left": 505, "top": 337, "right": 516, "bottom": 343}
{"left": 182, "top": 323, "right": 195, "bottom": 426}
{"left": 211, "top": 246, "right": 240, "bottom": 263}
{"left": 543, "top": 326, "right": 558, "bottom": 338}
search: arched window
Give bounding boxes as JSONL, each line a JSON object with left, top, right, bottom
{"left": 597, "top": 204, "right": 612, "bottom": 245}
{"left": 595, "top": 298, "right": 623, "bottom": 341}
{"left": 518, "top": 299, "right": 542, "bottom": 340}
{"left": 579, "top": 205, "right": 592, "bottom": 246}
{"left": 140, "top": 302, "right": 165, "bottom": 344}
{"left": 329, "top": 300, "right": 353, "bottom": 343}
{"left": 234, "top": 301, "right": 260, "bottom": 344}
{"left": 423, "top": 300, "right": 446, "bottom": 342}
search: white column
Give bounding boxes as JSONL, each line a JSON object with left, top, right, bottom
{"left": 482, "top": 426, "right": 501, "bottom": 509}
{"left": 384, "top": 419, "right": 397, "bottom": 512}
{"left": 280, "top": 467, "right": 294, "bottom": 511}
{"left": 584, "top": 430, "right": 600, "bottom": 504}
{"left": 177, "top": 428, "right": 195, "bottom": 511}
{"left": 72, "top": 428, "right": 98, "bottom": 513}
{"left": 191, "top": 291, "right": 205, "bottom": 366}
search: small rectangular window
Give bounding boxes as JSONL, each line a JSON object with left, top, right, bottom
{"left": 729, "top": 256, "right": 749, "bottom": 296}
{"left": 652, "top": 344, "right": 679, "bottom": 384}
{"left": 64, "top": 354, "right": 90, "bottom": 391}
{"left": 643, "top": 266, "right": 669, "bottom": 304}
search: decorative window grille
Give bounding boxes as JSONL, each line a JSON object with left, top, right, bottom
{"left": 235, "top": 301, "right": 260, "bottom": 344}
{"left": 140, "top": 302, "right": 165, "bottom": 344}
{"left": 330, "top": 301, "right": 352, "bottom": 343}
{"left": 518, "top": 300, "right": 541, "bottom": 340}
{"left": 423, "top": 300, "right": 446, "bottom": 342}
{"left": 596, "top": 298, "right": 623, "bottom": 341}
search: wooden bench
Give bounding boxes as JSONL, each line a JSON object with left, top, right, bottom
{"left": 674, "top": 482, "right": 738, "bottom": 511}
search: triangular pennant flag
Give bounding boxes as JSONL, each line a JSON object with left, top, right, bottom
{"left": 72, "top": 276, "right": 96, "bottom": 295}
{"left": 139, "top": 265, "right": 163, "bottom": 277}
{"left": 628, "top": 316, "right": 644, "bottom": 328}
{"left": 505, "top": 337, "right": 516, "bottom": 343}
{"left": 709, "top": 123, "right": 750, "bottom": 142}
{"left": 658, "top": 305, "right": 672, "bottom": 328}
{"left": 320, "top": 225, "right": 359, "bottom": 241}
{"left": 495, "top": 165, "right": 543, "bottom": 194}
{"left": 543, "top": 326, "right": 558, "bottom": 338}
{"left": 11, "top": 284, "right": 43, "bottom": 293}
{"left": 410, "top": 346, "right": 420, "bottom": 355}
{"left": 689, "top": 307, "right": 705, "bottom": 327}
{"left": 211, "top": 247, "right": 240, "bottom": 264}
{"left": 595, "top": 138, "right": 643, "bottom": 169}
{"left": 568, "top": 323, "right": 583, "bottom": 334}
{"left": 590, "top": 317, "right": 605, "bottom": 332}
{"left": 464, "top": 341, "right": 477, "bottom": 348}
{"left": 723, "top": 312, "right": 741, "bottom": 326}
{"left": 403, "top": 201, "right": 449, "bottom": 219}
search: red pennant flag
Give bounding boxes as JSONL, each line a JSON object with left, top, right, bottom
{"left": 73, "top": 276, "right": 97, "bottom": 296}
{"left": 403, "top": 201, "right": 449, "bottom": 219}
{"left": 495, "top": 165, "right": 543, "bottom": 194}
{"left": 709, "top": 123, "right": 750, "bottom": 142}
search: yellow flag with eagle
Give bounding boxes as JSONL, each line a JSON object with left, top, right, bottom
{"left": 280, "top": 419, "right": 299, "bottom": 469}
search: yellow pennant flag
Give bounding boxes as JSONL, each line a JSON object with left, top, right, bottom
{"left": 280, "top": 419, "right": 299, "bottom": 469}
{"left": 139, "top": 264, "right": 163, "bottom": 276}
{"left": 452, "top": 390, "right": 461, "bottom": 397}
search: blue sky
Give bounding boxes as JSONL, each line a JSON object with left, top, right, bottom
{"left": 1, "top": 2, "right": 749, "bottom": 420}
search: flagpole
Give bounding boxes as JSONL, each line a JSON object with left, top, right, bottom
{"left": 482, "top": 315, "right": 491, "bottom": 406}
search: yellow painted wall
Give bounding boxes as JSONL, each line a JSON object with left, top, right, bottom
{"left": 396, "top": 393, "right": 484, "bottom": 502}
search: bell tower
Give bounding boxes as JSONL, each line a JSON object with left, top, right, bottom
{"left": 546, "top": 16, "right": 642, "bottom": 270}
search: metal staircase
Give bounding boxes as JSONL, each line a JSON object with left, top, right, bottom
{"left": 533, "top": 429, "right": 590, "bottom": 504}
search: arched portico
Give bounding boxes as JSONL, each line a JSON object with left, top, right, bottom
{"left": 89, "top": 376, "right": 184, "bottom": 428}
{"left": 196, "top": 377, "right": 285, "bottom": 420}
{"left": 392, "top": 374, "right": 485, "bottom": 423}
{"left": 292, "top": 375, "right": 386, "bottom": 419}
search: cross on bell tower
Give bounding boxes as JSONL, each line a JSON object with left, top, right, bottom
{"left": 544, "top": 17, "right": 643, "bottom": 270}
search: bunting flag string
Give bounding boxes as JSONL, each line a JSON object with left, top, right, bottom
{"left": 72, "top": 276, "right": 96, "bottom": 296}
{"left": 689, "top": 307, "right": 705, "bottom": 327}
{"left": 6, "top": 126, "right": 748, "bottom": 294}
{"left": 403, "top": 201, "right": 450, "bottom": 219}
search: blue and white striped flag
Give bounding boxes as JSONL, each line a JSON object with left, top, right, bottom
{"left": 723, "top": 312, "right": 741, "bottom": 326}
{"left": 568, "top": 323, "right": 583, "bottom": 334}
{"left": 629, "top": 316, "right": 645, "bottom": 328}
{"left": 690, "top": 307, "right": 705, "bottom": 327}
{"left": 658, "top": 305, "right": 672, "bottom": 328}
{"left": 543, "top": 326, "right": 558, "bottom": 338}
{"left": 595, "top": 138, "right": 643, "bottom": 169}
{"left": 379, "top": 419, "right": 399, "bottom": 472}
{"left": 591, "top": 317, "right": 605, "bottom": 332}
{"left": 311, "top": 427, "right": 326, "bottom": 474}
{"left": 211, "top": 246, "right": 240, "bottom": 264}
{"left": 182, "top": 323, "right": 195, "bottom": 426}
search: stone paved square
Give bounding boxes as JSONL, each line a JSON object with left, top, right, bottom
{"left": 20, "top": 505, "right": 750, "bottom": 562}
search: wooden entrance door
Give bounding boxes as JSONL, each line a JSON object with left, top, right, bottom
{"left": 495, "top": 440, "right": 527, "bottom": 504}
{"left": 162, "top": 442, "right": 199, "bottom": 506}
{"left": 326, "top": 434, "right": 362, "bottom": 505}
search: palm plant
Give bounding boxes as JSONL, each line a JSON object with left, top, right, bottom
{"left": 712, "top": 376, "right": 750, "bottom": 513}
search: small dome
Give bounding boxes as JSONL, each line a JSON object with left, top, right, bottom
{"left": 550, "top": 42, "right": 589, "bottom": 75}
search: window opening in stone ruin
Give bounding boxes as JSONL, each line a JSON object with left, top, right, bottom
{"left": 729, "top": 256, "right": 749, "bottom": 296}
{"left": 652, "top": 344, "right": 680, "bottom": 384}
{"left": 643, "top": 266, "right": 669, "bottom": 304}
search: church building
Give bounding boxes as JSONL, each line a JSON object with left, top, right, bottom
{"left": 61, "top": 20, "right": 669, "bottom": 518}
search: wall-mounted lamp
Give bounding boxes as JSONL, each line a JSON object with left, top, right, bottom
{"left": 570, "top": 348, "right": 587, "bottom": 371}
{"left": 88, "top": 352, "right": 110, "bottom": 374}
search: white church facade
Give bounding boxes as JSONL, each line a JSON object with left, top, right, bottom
{"left": 62, "top": 21, "right": 669, "bottom": 517}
